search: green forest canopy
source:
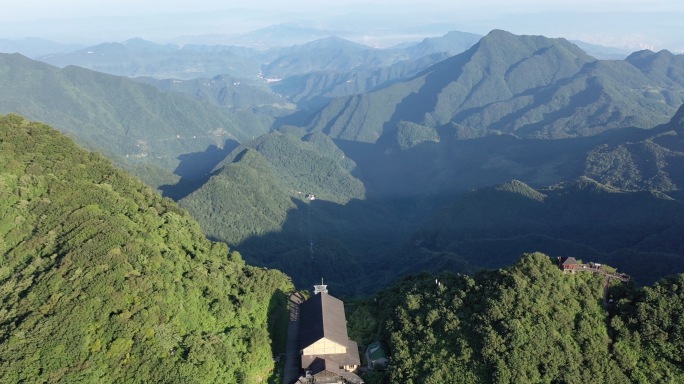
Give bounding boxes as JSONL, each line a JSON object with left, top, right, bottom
{"left": 0, "top": 114, "right": 293, "bottom": 383}
{"left": 349, "top": 253, "right": 684, "bottom": 384}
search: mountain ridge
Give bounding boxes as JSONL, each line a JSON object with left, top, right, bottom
{"left": 0, "top": 53, "right": 273, "bottom": 172}
{"left": 305, "top": 30, "right": 684, "bottom": 142}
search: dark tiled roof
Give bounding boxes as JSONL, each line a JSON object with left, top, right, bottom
{"left": 560, "top": 257, "right": 577, "bottom": 266}
{"left": 308, "top": 357, "right": 341, "bottom": 375}
{"left": 346, "top": 340, "right": 360, "bottom": 365}
{"left": 299, "top": 292, "right": 349, "bottom": 350}
{"left": 306, "top": 358, "right": 365, "bottom": 384}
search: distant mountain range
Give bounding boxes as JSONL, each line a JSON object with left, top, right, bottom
{"left": 134, "top": 74, "right": 295, "bottom": 113}
{"left": 304, "top": 30, "right": 684, "bottom": 142}
{"left": 4, "top": 25, "right": 684, "bottom": 383}
{"left": 34, "top": 31, "right": 483, "bottom": 105}
{"left": 38, "top": 38, "right": 264, "bottom": 80}
{"left": 0, "top": 37, "right": 84, "bottom": 58}
{"left": 0, "top": 53, "right": 273, "bottom": 173}
{"left": 36, "top": 32, "right": 478, "bottom": 81}
{"left": 32, "top": 30, "right": 662, "bottom": 114}
{"left": 3, "top": 30, "right": 684, "bottom": 294}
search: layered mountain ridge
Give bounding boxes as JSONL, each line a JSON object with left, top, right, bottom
{"left": 305, "top": 30, "right": 684, "bottom": 141}
{"left": 3, "top": 30, "right": 684, "bottom": 295}
{"left": 0, "top": 52, "right": 273, "bottom": 172}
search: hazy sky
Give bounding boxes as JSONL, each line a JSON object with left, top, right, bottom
{"left": 2, "top": 0, "right": 683, "bottom": 52}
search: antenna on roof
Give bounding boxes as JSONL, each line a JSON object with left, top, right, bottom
{"left": 313, "top": 278, "right": 328, "bottom": 295}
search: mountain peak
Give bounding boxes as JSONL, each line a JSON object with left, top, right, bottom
{"left": 122, "top": 37, "right": 177, "bottom": 51}
{"left": 495, "top": 179, "right": 547, "bottom": 201}
{"left": 626, "top": 48, "right": 677, "bottom": 67}
{"left": 477, "top": 29, "right": 590, "bottom": 59}
{"left": 301, "top": 35, "right": 370, "bottom": 50}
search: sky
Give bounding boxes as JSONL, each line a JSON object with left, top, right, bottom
{"left": 1, "top": 0, "right": 683, "bottom": 52}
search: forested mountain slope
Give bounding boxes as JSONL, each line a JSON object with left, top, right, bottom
{"left": 0, "top": 114, "right": 293, "bottom": 383}
{"left": 270, "top": 52, "right": 451, "bottom": 107}
{"left": 0, "top": 53, "right": 272, "bottom": 171}
{"left": 405, "top": 178, "right": 684, "bottom": 285}
{"left": 177, "top": 104, "right": 684, "bottom": 295}
{"left": 260, "top": 36, "right": 408, "bottom": 79}
{"left": 179, "top": 147, "right": 298, "bottom": 246}
{"left": 625, "top": 49, "right": 684, "bottom": 88}
{"left": 350, "top": 253, "right": 684, "bottom": 384}
{"left": 134, "top": 74, "right": 295, "bottom": 113}
{"left": 178, "top": 130, "right": 406, "bottom": 292}
{"left": 306, "top": 30, "right": 684, "bottom": 142}
{"left": 210, "top": 130, "right": 365, "bottom": 204}
{"left": 585, "top": 101, "right": 684, "bottom": 191}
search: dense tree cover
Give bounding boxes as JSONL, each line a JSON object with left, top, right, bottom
{"left": 585, "top": 103, "right": 684, "bottom": 192}
{"left": 230, "top": 131, "right": 365, "bottom": 203}
{"left": 179, "top": 113, "right": 684, "bottom": 294}
{"left": 394, "top": 121, "right": 440, "bottom": 150}
{"left": 349, "top": 253, "right": 684, "bottom": 384}
{"left": 178, "top": 136, "right": 407, "bottom": 294}
{"left": 407, "top": 178, "right": 684, "bottom": 285}
{"left": 610, "top": 274, "right": 684, "bottom": 383}
{"left": 179, "top": 129, "right": 366, "bottom": 248}
{"left": 180, "top": 148, "right": 298, "bottom": 245}
{"left": 0, "top": 114, "right": 293, "bottom": 383}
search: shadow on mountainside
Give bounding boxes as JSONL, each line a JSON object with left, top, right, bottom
{"left": 224, "top": 178, "right": 684, "bottom": 297}
{"left": 199, "top": 121, "right": 684, "bottom": 295}
{"left": 160, "top": 139, "right": 239, "bottom": 200}
{"left": 223, "top": 196, "right": 423, "bottom": 297}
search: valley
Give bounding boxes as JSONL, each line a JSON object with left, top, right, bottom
{"left": 3, "top": 30, "right": 684, "bottom": 294}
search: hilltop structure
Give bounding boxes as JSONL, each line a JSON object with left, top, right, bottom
{"left": 297, "top": 282, "right": 363, "bottom": 384}
{"left": 557, "top": 257, "right": 630, "bottom": 282}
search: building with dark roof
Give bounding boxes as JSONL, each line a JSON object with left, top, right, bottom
{"left": 297, "top": 288, "right": 363, "bottom": 384}
{"left": 558, "top": 256, "right": 578, "bottom": 272}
